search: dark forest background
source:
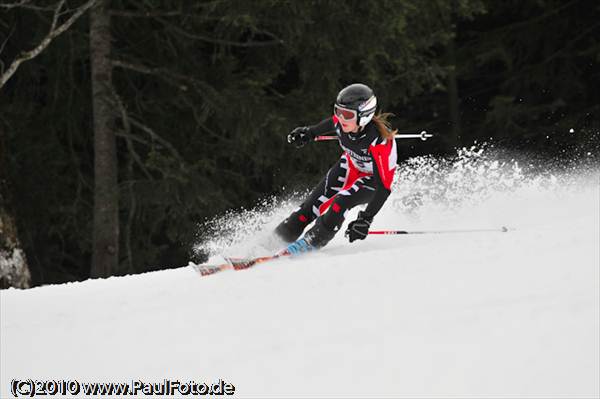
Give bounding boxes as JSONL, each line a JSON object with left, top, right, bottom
{"left": 1, "top": 0, "right": 599, "bottom": 288}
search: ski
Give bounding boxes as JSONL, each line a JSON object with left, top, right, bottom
{"left": 192, "top": 249, "right": 292, "bottom": 276}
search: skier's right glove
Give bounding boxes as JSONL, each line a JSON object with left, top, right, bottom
{"left": 287, "top": 126, "right": 313, "bottom": 148}
{"left": 345, "top": 211, "right": 373, "bottom": 243}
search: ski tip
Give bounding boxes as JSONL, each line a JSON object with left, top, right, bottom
{"left": 191, "top": 262, "right": 230, "bottom": 276}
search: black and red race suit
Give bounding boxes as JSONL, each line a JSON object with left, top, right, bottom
{"left": 276, "top": 115, "right": 397, "bottom": 243}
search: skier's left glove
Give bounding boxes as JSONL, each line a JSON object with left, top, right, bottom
{"left": 345, "top": 211, "right": 373, "bottom": 243}
{"left": 287, "top": 126, "right": 313, "bottom": 148}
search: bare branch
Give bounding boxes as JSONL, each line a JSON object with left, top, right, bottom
{"left": 0, "top": 0, "right": 31, "bottom": 9}
{"left": 0, "top": 24, "right": 16, "bottom": 66}
{"left": 111, "top": 87, "right": 154, "bottom": 180}
{"left": 158, "top": 17, "right": 284, "bottom": 48}
{"left": 111, "top": 59, "right": 189, "bottom": 91}
{"left": 128, "top": 117, "right": 186, "bottom": 170}
{"left": 50, "top": 0, "right": 67, "bottom": 32}
{"left": 0, "top": 0, "right": 62, "bottom": 11}
{"left": 109, "top": 9, "right": 182, "bottom": 18}
{"left": 111, "top": 58, "right": 222, "bottom": 110}
{"left": 108, "top": 84, "right": 188, "bottom": 175}
{"left": 108, "top": 0, "right": 226, "bottom": 18}
{"left": 0, "top": 0, "right": 97, "bottom": 90}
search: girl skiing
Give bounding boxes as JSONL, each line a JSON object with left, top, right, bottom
{"left": 275, "top": 83, "right": 398, "bottom": 253}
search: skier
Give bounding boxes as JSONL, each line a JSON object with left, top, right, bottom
{"left": 275, "top": 83, "right": 398, "bottom": 254}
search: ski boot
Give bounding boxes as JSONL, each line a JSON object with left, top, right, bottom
{"left": 286, "top": 219, "right": 336, "bottom": 255}
{"left": 275, "top": 211, "right": 311, "bottom": 243}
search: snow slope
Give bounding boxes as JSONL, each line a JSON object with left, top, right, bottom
{"left": 1, "top": 148, "right": 599, "bottom": 398}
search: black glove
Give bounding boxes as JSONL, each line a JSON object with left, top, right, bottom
{"left": 287, "top": 126, "right": 312, "bottom": 148}
{"left": 345, "top": 211, "right": 373, "bottom": 243}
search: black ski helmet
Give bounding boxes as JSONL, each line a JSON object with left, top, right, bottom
{"left": 335, "top": 83, "right": 377, "bottom": 127}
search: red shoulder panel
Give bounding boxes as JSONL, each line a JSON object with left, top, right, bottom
{"left": 369, "top": 139, "right": 397, "bottom": 190}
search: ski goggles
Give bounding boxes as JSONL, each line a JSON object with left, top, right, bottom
{"left": 334, "top": 105, "right": 357, "bottom": 121}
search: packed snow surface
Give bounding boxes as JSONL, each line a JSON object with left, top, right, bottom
{"left": 2, "top": 147, "right": 599, "bottom": 398}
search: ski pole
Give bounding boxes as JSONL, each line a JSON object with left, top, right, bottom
{"left": 369, "top": 226, "right": 509, "bottom": 235}
{"left": 315, "top": 130, "right": 433, "bottom": 142}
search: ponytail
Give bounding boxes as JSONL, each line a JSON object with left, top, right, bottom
{"left": 372, "top": 112, "right": 397, "bottom": 140}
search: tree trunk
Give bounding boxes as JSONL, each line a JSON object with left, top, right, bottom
{"left": 0, "top": 127, "right": 31, "bottom": 289}
{"left": 90, "top": 0, "right": 118, "bottom": 278}
{"left": 447, "top": 35, "right": 461, "bottom": 146}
